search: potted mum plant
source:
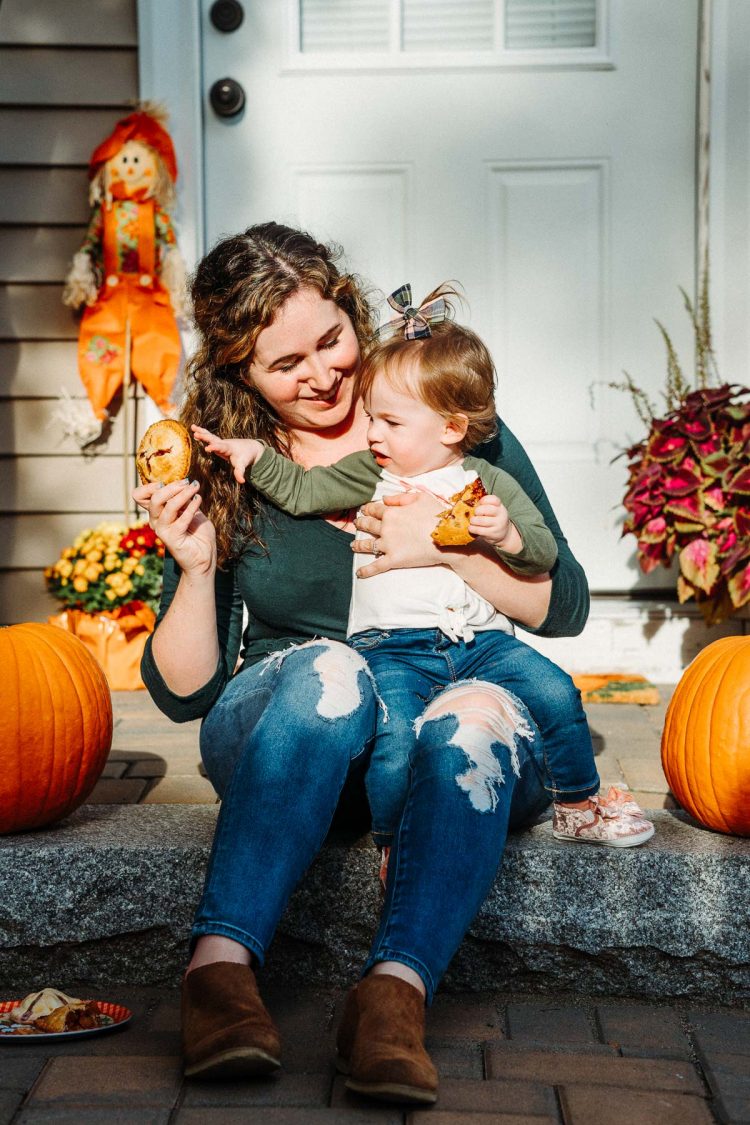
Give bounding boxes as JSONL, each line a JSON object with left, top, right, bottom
{"left": 615, "top": 280, "right": 750, "bottom": 625}
{"left": 45, "top": 522, "right": 164, "bottom": 689}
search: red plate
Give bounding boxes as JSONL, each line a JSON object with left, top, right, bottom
{"left": 0, "top": 999, "right": 132, "bottom": 1042}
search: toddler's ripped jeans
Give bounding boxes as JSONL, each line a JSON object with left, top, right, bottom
{"left": 192, "top": 637, "right": 552, "bottom": 1002}
{"left": 349, "top": 627, "right": 600, "bottom": 847}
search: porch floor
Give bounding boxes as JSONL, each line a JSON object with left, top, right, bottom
{"left": 98, "top": 685, "right": 679, "bottom": 811}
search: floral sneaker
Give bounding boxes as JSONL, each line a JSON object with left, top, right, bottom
{"left": 601, "top": 785, "right": 647, "bottom": 817}
{"left": 552, "top": 794, "right": 655, "bottom": 848}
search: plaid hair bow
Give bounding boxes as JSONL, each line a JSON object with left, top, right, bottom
{"left": 378, "top": 283, "right": 448, "bottom": 340}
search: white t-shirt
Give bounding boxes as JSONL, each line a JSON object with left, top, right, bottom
{"left": 348, "top": 463, "right": 513, "bottom": 642}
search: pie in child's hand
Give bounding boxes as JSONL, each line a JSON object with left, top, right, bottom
{"left": 431, "top": 477, "right": 488, "bottom": 547}
{"left": 136, "top": 419, "right": 192, "bottom": 485}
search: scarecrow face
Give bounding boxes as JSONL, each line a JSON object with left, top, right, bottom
{"left": 105, "top": 140, "right": 157, "bottom": 197}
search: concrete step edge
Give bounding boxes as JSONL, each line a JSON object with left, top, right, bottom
{"left": 1, "top": 807, "right": 748, "bottom": 1000}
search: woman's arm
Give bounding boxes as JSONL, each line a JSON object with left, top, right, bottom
{"left": 481, "top": 421, "right": 589, "bottom": 637}
{"left": 135, "top": 479, "right": 242, "bottom": 721}
{"left": 353, "top": 419, "right": 590, "bottom": 638}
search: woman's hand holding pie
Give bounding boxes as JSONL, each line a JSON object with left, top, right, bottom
{"left": 133, "top": 421, "right": 216, "bottom": 577}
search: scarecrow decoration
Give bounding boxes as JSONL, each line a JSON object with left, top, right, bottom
{"left": 62, "top": 104, "right": 188, "bottom": 451}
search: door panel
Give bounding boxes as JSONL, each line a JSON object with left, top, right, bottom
{"left": 295, "top": 164, "right": 411, "bottom": 298}
{"left": 202, "top": 0, "right": 698, "bottom": 591}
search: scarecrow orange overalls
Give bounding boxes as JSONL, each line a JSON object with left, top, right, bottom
{"left": 77, "top": 193, "right": 180, "bottom": 420}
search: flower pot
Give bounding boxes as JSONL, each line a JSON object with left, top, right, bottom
{"left": 48, "top": 603, "right": 156, "bottom": 691}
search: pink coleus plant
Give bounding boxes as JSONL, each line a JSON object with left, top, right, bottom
{"left": 621, "top": 383, "right": 750, "bottom": 624}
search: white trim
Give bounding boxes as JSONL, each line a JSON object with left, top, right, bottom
{"left": 696, "top": 0, "right": 712, "bottom": 290}
{"left": 709, "top": 0, "right": 750, "bottom": 381}
{"left": 136, "top": 0, "right": 204, "bottom": 272}
{"left": 137, "top": 0, "right": 204, "bottom": 418}
{"left": 518, "top": 597, "right": 748, "bottom": 681}
{"left": 709, "top": 0, "right": 728, "bottom": 366}
{"left": 281, "top": 51, "right": 614, "bottom": 74}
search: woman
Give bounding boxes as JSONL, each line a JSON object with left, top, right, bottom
{"left": 136, "top": 222, "right": 589, "bottom": 1105}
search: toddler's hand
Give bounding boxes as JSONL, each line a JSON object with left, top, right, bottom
{"left": 191, "top": 425, "right": 264, "bottom": 484}
{"left": 468, "top": 494, "right": 521, "bottom": 551}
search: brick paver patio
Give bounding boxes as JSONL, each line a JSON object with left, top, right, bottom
{"left": 1, "top": 983, "right": 747, "bottom": 1122}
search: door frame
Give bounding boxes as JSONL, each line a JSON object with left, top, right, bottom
{"left": 137, "top": 0, "right": 204, "bottom": 271}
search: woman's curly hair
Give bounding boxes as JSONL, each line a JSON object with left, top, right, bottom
{"left": 181, "top": 222, "right": 377, "bottom": 566}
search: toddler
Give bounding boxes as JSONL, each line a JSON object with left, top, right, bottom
{"left": 193, "top": 284, "right": 655, "bottom": 862}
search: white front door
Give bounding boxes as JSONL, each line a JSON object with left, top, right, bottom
{"left": 199, "top": 0, "right": 698, "bottom": 592}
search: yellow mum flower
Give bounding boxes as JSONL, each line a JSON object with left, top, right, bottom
{"left": 105, "top": 588, "right": 118, "bottom": 601}
{"left": 73, "top": 577, "right": 89, "bottom": 593}
{"left": 134, "top": 564, "right": 145, "bottom": 576}
{"left": 86, "top": 549, "right": 103, "bottom": 562}
{"left": 57, "top": 559, "right": 74, "bottom": 578}
{"left": 84, "top": 564, "right": 102, "bottom": 582}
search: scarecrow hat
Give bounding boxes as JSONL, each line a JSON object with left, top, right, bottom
{"left": 89, "top": 105, "right": 178, "bottom": 183}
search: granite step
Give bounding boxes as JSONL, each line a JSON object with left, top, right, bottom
{"left": 1, "top": 805, "right": 748, "bottom": 1001}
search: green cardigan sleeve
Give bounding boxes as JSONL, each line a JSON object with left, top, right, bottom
{"left": 140, "top": 554, "right": 244, "bottom": 723}
{"left": 248, "top": 446, "right": 380, "bottom": 513}
{"left": 250, "top": 443, "right": 557, "bottom": 574}
{"left": 463, "top": 456, "right": 558, "bottom": 576}
{"left": 472, "top": 420, "right": 590, "bottom": 638}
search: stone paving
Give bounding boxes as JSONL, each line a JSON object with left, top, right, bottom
{"left": 2, "top": 684, "right": 749, "bottom": 1123}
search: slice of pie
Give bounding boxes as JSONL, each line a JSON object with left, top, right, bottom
{"left": 431, "top": 477, "right": 487, "bottom": 547}
{"left": 34, "top": 1000, "right": 103, "bottom": 1033}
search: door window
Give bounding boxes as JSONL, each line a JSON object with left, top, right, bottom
{"left": 294, "top": 0, "right": 605, "bottom": 66}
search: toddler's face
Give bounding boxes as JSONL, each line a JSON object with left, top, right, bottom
{"left": 364, "top": 369, "right": 461, "bottom": 477}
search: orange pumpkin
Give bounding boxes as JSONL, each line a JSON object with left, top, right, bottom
{"left": 661, "top": 635, "right": 750, "bottom": 836}
{"left": 0, "top": 623, "right": 113, "bottom": 834}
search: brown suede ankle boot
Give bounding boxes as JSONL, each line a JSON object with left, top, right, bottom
{"left": 181, "top": 961, "right": 281, "bottom": 1079}
{"left": 336, "top": 974, "right": 438, "bottom": 1104}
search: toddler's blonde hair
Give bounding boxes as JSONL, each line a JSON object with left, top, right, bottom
{"left": 358, "top": 284, "right": 498, "bottom": 452}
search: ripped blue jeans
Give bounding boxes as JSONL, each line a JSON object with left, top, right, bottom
{"left": 193, "top": 638, "right": 551, "bottom": 1002}
{"left": 349, "top": 627, "right": 599, "bottom": 847}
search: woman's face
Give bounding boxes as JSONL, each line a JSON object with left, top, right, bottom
{"left": 246, "top": 287, "right": 361, "bottom": 431}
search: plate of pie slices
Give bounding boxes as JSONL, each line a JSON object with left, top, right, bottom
{"left": 0, "top": 994, "right": 132, "bottom": 1042}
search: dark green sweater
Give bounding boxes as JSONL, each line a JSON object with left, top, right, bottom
{"left": 142, "top": 419, "right": 589, "bottom": 722}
